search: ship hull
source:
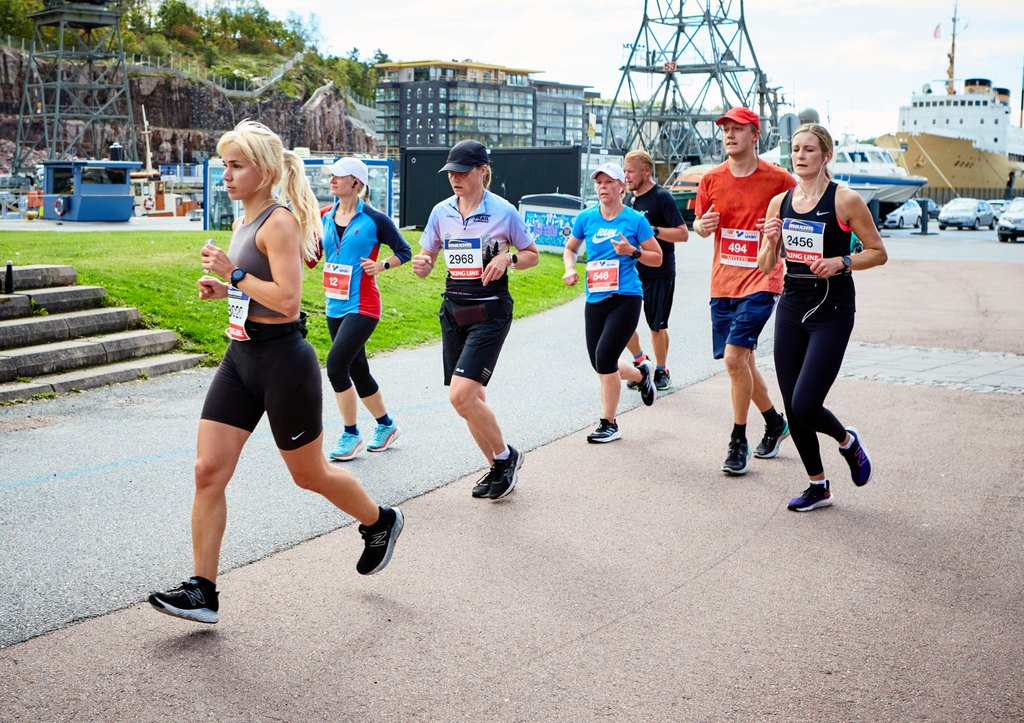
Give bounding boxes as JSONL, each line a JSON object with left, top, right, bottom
{"left": 877, "top": 132, "right": 1024, "bottom": 192}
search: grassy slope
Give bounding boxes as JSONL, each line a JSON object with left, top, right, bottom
{"left": 0, "top": 229, "right": 582, "bottom": 364}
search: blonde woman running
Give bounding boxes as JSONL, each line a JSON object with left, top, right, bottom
{"left": 148, "top": 121, "right": 403, "bottom": 625}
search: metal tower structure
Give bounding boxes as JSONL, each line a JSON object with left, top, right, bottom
{"left": 13, "top": 0, "right": 137, "bottom": 173}
{"left": 606, "top": 0, "right": 780, "bottom": 184}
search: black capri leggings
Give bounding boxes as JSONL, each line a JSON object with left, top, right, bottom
{"left": 773, "top": 294, "right": 854, "bottom": 477}
{"left": 585, "top": 295, "right": 643, "bottom": 374}
{"left": 326, "top": 313, "right": 380, "bottom": 396}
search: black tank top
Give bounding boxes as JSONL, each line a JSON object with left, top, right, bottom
{"left": 778, "top": 182, "right": 855, "bottom": 315}
{"left": 779, "top": 182, "right": 852, "bottom": 277}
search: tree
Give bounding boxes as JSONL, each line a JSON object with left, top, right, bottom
{"left": 0, "top": 0, "right": 38, "bottom": 40}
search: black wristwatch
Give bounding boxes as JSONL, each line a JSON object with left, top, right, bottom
{"left": 631, "top": 248, "right": 642, "bottom": 260}
{"left": 652, "top": 226, "right": 660, "bottom": 239}
{"left": 230, "top": 267, "right": 247, "bottom": 286}
{"left": 841, "top": 255, "right": 852, "bottom": 269}
{"left": 383, "top": 260, "right": 391, "bottom": 270}
{"left": 509, "top": 252, "right": 518, "bottom": 268}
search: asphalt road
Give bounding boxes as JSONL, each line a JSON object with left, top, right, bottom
{"left": 0, "top": 225, "right": 1019, "bottom": 650}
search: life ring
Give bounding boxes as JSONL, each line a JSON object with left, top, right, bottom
{"left": 54, "top": 196, "right": 68, "bottom": 217}
{"left": 143, "top": 196, "right": 156, "bottom": 212}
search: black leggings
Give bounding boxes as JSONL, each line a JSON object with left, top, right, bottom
{"left": 773, "top": 298, "right": 853, "bottom": 477}
{"left": 585, "top": 295, "right": 642, "bottom": 374}
{"left": 326, "top": 313, "right": 380, "bottom": 396}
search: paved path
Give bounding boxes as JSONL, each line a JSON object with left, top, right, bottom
{"left": 1, "top": 231, "right": 1022, "bottom": 720}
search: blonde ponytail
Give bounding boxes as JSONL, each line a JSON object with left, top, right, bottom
{"left": 281, "top": 150, "right": 321, "bottom": 261}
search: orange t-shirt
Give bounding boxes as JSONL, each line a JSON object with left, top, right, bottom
{"left": 696, "top": 159, "right": 797, "bottom": 299}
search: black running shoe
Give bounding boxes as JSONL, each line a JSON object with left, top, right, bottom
{"left": 357, "top": 507, "right": 404, "bottom": 575}
{"left": 472, "top": 465, "right": 497, "bottom": 498}
{"left": 638, "top": 360, "right": 657, "bottom": 406}
{"left": 721, "top": 437, "right": 750, "bottom": 475}
{"left": 586, "top": 418, "right": 621, "bottom": 443}
{"left": 839, "top": 427, "right": 873, "bottom": 487}
{"left": 653, "top": 368, "right": 671, "bottom": 391}
{"left": 148, "top": 576, "right": 219, "bottom": 624}
{"left": 488, "top": 446, "right": 524, "bottom": 500}
{"left": 754, "top": 416, "right": 790, "bottom": 459}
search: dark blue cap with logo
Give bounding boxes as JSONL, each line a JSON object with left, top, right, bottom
{"left": 438, "top": 140, "right": 490, "bottom": 173}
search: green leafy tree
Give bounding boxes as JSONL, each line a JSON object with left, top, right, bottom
{"left": 0, "top": 0, "right": 39, "bottom": 40}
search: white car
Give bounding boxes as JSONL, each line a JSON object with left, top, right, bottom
{"left": 883, "top": 200, "right": 922, "bottom": 229}
{"left": 988, "top": 200, "right": 1007, "bottom": 220}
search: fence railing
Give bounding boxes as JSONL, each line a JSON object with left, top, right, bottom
{"left": 3, "top": 35, "right": 303, "bottom": 98}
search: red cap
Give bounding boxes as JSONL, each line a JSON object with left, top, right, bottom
{"left": 716, "top": 107, "right": 760, "bottom": 131}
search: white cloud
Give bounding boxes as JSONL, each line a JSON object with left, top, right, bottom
{"left": 260, "top": 0, "right": 1024, "bottom": 139}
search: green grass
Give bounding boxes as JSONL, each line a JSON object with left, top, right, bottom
{"left": 0, "top": 230, "right": 583, "bottom": 363}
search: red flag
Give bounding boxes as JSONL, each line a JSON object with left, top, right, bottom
{"left": 933, "top": 23, "right": 941, "bottom": 39}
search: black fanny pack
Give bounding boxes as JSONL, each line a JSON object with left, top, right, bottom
{"left": 244, "top": 312, "right": 308, "bottom": 341}
{"left": 446, "top": 297, "right": 508, "bottom": 327}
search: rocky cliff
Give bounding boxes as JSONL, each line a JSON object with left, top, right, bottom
{"left": 0, "top": 48, "right": 376, "bottom": 171}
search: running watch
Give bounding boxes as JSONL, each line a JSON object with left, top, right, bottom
{"left": 631, "top": 248, "right": 642, "bottom": 260}
{"left": 841, "top": 255, "right": 852, "bottom": 269}
{"left": 230, "top": 267, "right": 247, "bottom": 286}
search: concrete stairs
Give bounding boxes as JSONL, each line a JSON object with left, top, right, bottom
{"left": 0, "top": 264, "right": 206, "bottom": 403}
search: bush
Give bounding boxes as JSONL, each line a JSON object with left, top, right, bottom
{"left": 141, "top": 33, "right": 173, "bottom": 58}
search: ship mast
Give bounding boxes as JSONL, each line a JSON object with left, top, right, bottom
{"left": 945, "top": 1, "right": 958, "bottom": 95}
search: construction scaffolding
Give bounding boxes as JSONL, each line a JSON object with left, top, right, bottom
{"left": 13, "top": 0, "right": 137, "bottom": 173}
{"left": 606, "top": 0, "right": 780, "bottom": 185}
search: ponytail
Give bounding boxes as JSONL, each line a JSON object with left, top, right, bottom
{"left": 281, "top": 150, "right": 321, "bottom": 262}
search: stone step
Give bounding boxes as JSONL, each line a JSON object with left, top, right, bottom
{"left": 3, "top": 264, "right": 77, "bottom": 291}
{"left": 0, "top": 307, "right": 141, "bottom": 350}
{"left": 0, "top": 294, "right": 32, "bottom": 321}
{"left": 0, "top": 329, "right": 179, "bottom": 381}
{"left": 20, "top": 285, "right": 108, "bottom": 314}
{"left": 0, "top": 352, "right": 207, "bottom": 404}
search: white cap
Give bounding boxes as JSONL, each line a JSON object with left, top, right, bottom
{"left": 328, "top": 157, "right": 368, "bottom": 186}
{"left": 590, "top": 162, "right": 625, "bottom": 182}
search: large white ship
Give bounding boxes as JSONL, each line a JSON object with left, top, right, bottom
{"left": 876, "top": 4, "right": 1024, "bottom": 194}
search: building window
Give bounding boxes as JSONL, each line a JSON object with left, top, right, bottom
{"left": 415, "top": 87, "right": 422, "bottom": 99}
{"left": 439, "top": 87, "right": 447, "bottom": 99}
{"left": 428, "top": 87, "right": 434, "bottom": 98}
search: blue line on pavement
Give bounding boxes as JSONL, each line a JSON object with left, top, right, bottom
{"left": 1, "top": 398, "right": 450, "bottom": 492}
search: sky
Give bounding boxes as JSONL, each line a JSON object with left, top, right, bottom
{"left": 261, "top": 0, "right": 1024, "bottom": 141}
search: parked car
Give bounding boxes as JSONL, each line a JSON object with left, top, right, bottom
{"left": 988, "top": 199, "right": 1007, "bottom": 220}
{"left": 917, "top": 197, "right": 940, "bottom": 219}
{"left": 996, "top": 197, "right": 1024, "bottom": 242}
{"left": 937, "top": 198, "right": 996, "bottom": 230}
{"left": 883, "top": 200, "right": 923, "bottom": 228}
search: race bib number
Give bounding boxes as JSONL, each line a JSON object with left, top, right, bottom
{"left": 586, "top": 259, "right": 620, "bottom": 293}
{"left": 443, "top": 238, "right": 483, "bottom": 279}
{"left": 720, "top": 228, "right": 760, "bottom": 267}
{"left": 323, "top": 262, "right": 353, "bottom": 300}
{"left": 782, "top": 218, "right": 825, "bottom": 264}
{"left": 226, "top": 286, "right": 251, "bottom": 341}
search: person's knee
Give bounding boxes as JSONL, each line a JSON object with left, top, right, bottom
{"left": 194, "top": 456, "right": 229, "bottom": 493}
{"left": 723, "top": 348, "right": 750, "bottom": 376}
{"left": 449, "top": 382, "right": 480, "bottom": 417}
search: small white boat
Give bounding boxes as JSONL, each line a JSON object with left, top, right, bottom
{"left": 761, "top": 139, "right": 926, "bottom": 204}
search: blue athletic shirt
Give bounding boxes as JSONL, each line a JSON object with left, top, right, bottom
{"left": 320, "top": 197, "right": 411, "bottom": 320}
{"left": 420, "top": 190, "right": 535, "bottom": 301}
{"left": 571, "top": 205, "right": 653, "bottom": 303}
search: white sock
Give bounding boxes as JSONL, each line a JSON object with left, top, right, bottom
{"left": 810, "top": 479, "right": 828, "bottom": 487}
{"left": 493, "top": 446, "right": 510, "bottom": 461}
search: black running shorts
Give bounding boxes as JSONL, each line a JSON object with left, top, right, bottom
{"left": 201, "top": 330, "right": 323, "bottom": 450}
{"left": 439, "top": 297, "right": 513, "bottom": 386}
{"left": 641, "top": 275, "right": 675, "bottom": 331}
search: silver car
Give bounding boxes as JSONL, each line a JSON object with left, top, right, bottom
{"left": 996, "top": 197, "right": 1024, "bottom": 242}
{"left": 937, "top": 198, "right": 996, "bottom": 230}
